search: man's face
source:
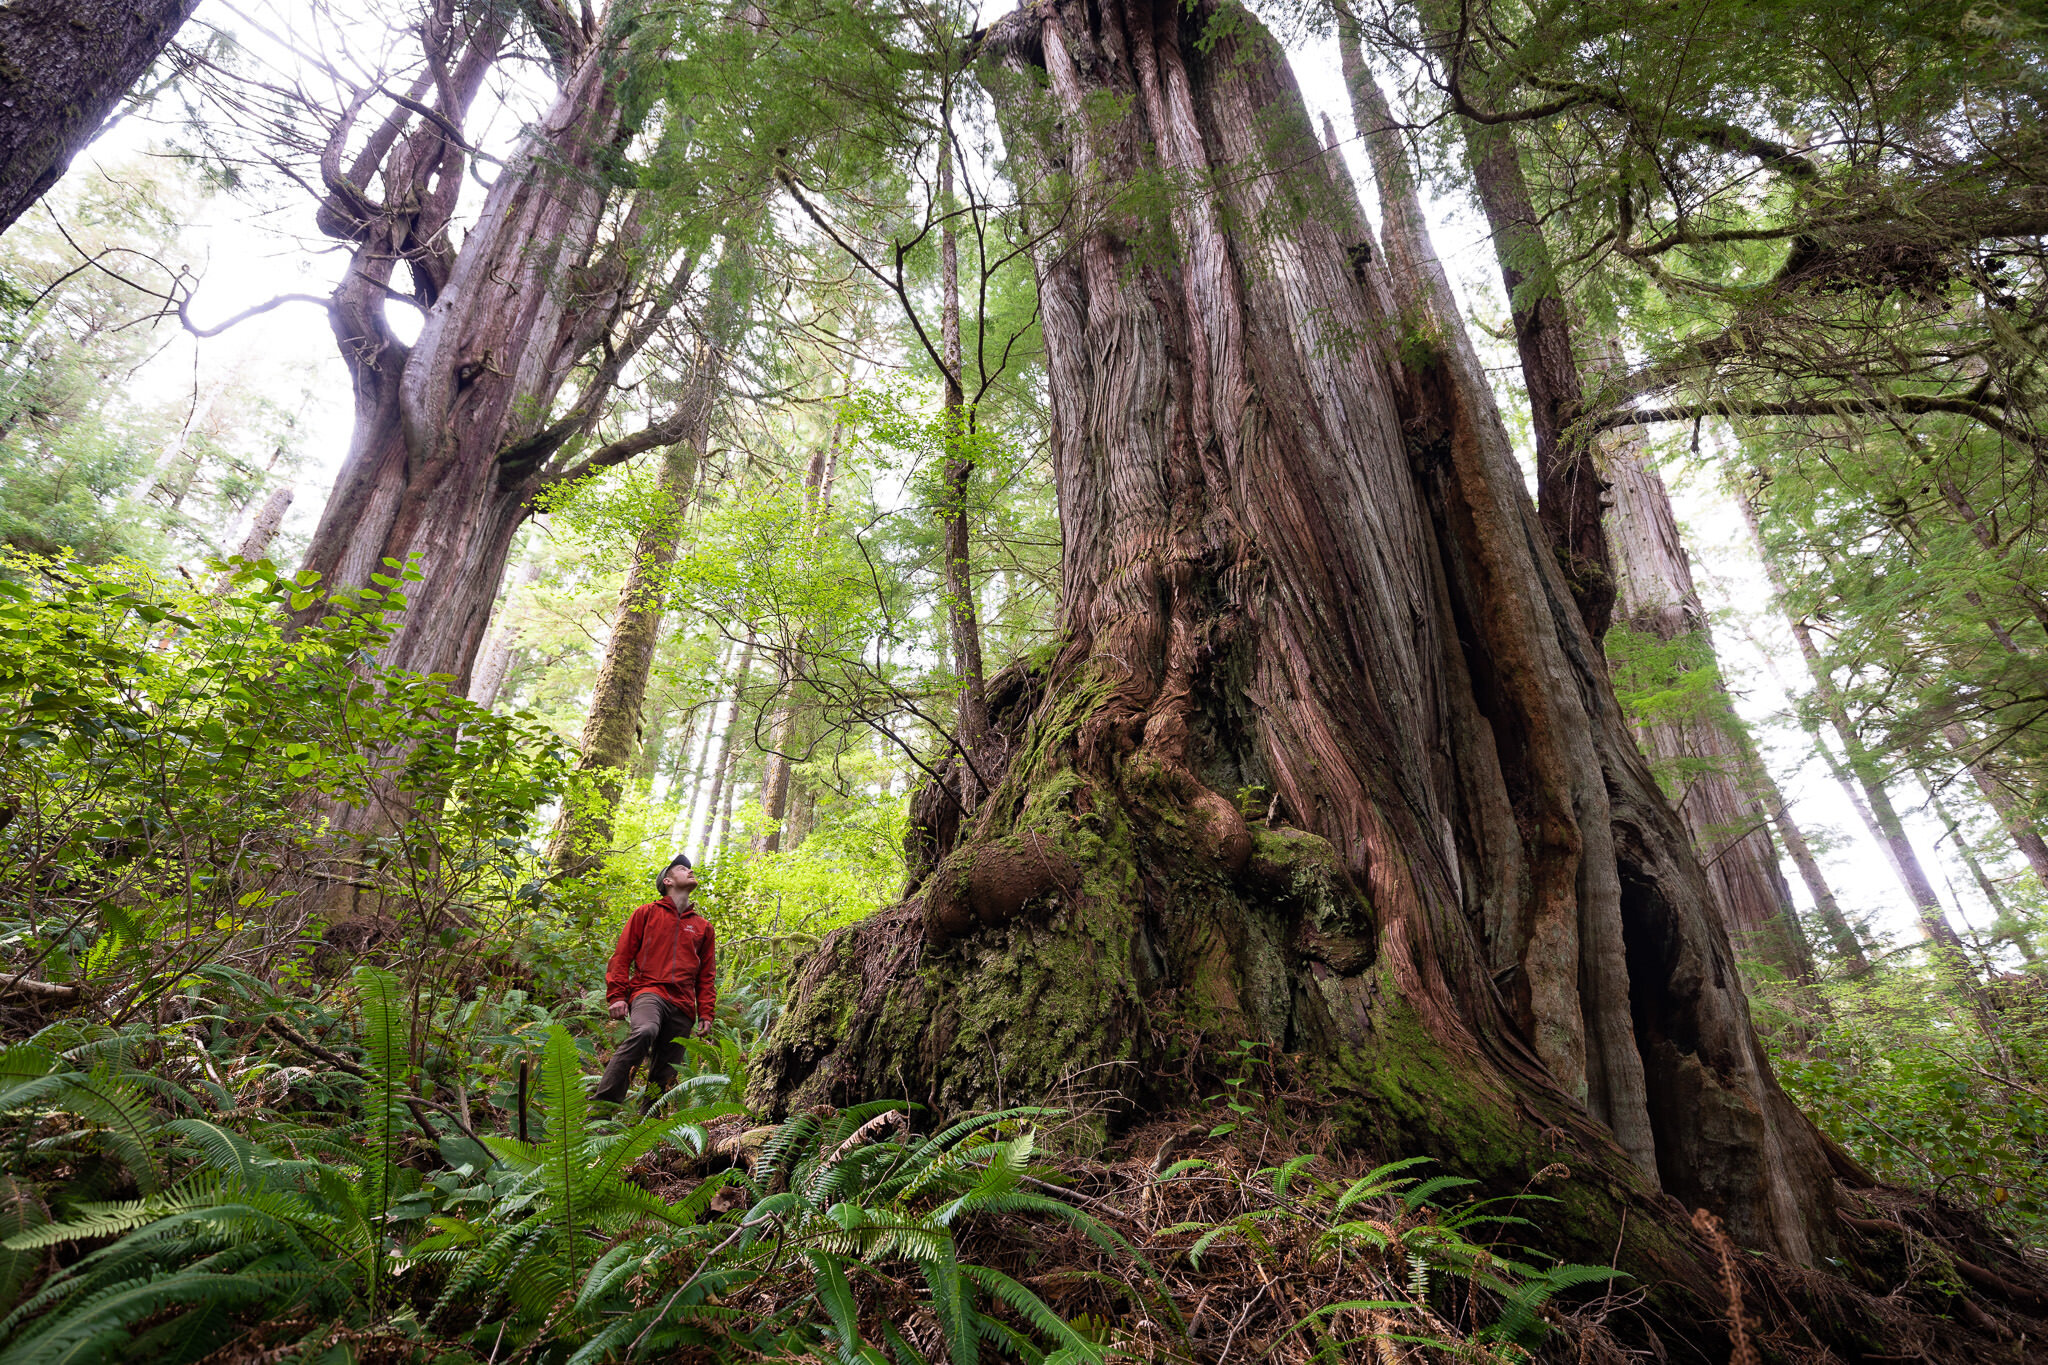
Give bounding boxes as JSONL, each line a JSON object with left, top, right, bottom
{"left": 664, "top": 865, "right": 699, "bottom": 899}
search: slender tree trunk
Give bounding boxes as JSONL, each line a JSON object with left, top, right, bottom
{"left": 1738, "top": 494, "right": 1977, "bottom": 966}
{"left": 1462, "top": 122, "right": 1615, "bottom": 639}
{"left": 697, "top": 632, "right": 756, "bottom": 856}
{"left": 0, "top": 0, "right": 198, "bottom": 236}
{"left": 1746, "top": 735, "right": 1872, "bottom": 975}
{"left": 763, "top": 0, "right": 1839, "bottom": 1297}
{"left": 678, "top": 645, "right": 736, "bottom": 849}
{"left": 548, "top": 242, "right": 750, "bottom": 874}
{"left": 755, "top": 436, "right": 840, "bottom": 854}
{"left": 1601, "top": 420, "right": 1815, "bottom": 984}
{"left": 938, "top": 140, "right": 988, "bottom": 780}
{"left": 785, "top": 779, "right": 818, "bottom": 852}
{"left": 231, "top": 486, "right": 294, "bottom": 561}
{"left": 1943, "top": 720, "right": 2048, "bottom": 887}
{"left": 1927, "top": 784, "right": 2011, "bottom": 925}
{"left": 714, "top": 745, "right": 743, "bottom": 853}
{"left": 468, "top": 562, "right": 542, "bottom": 711}
{"left": 633, "top": 683, "right": 679, "bottom": 786}
{"left": 212, "top": 486, "right": 294, "bottom": 593}
{"left": 756, "top": 730, "right": 795, "bottom": 855}
{"left": 548, "top": 440, "right": 698, "bottom": 877}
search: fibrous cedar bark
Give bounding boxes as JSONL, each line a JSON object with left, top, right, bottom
{"left": 757, "top": 0, "right": 1838, "bottom": 1278}
{"left": 1463, "top": 121, "right": 1616, "bottom": 639}
{"left": 296, "top": 3, "right": 696, "bottom": 726}
{"left": 0, "top": 0, "right": 198, "bottom": 236}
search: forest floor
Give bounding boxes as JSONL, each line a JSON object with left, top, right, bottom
{"left": 627, "top": 1102, "right": 2048, "bottom": 1365}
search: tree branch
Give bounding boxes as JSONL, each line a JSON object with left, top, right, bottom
{"left": 1594, "top": 395, "right": 2040, "bottom": 449}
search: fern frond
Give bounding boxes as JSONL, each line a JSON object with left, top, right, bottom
{"left": 958, "top": 1264, "right": 1103, "bottom": 1363}
{"left": 1333, "top": 1156, "right": 1430, "bottom": 1214}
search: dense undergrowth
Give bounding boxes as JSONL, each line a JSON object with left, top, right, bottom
{"left": 0, "top": 958, "right": 1639, "bottom": 1364}
{"left": 3, "top": 556, "right": 2045, "bottom": 1361}
{"left": 0, "top": 557, "right": 1631, "bottom": 1361}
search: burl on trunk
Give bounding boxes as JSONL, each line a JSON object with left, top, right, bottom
{"left": 754, "top": 0, "right": 1838, "bottom": 1272}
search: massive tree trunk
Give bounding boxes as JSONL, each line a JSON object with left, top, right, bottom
{"left": 0, "top": 0, "right": 198, "bottom": 236}
{"left": 296, "top": 6, "right": 694, "bottom": 723}
{"left": 1602, "top": 424, "right": 1816, "bottom": 985}
{"left": 758, "top": 0, "right": 1837, "bottom": 1290}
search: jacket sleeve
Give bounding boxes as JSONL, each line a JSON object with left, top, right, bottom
{"left": 695, "top": 922, "right": 717, "bottom": 1022}
{"left": 605, "top": 908, "right": 644, "bottom": 1005}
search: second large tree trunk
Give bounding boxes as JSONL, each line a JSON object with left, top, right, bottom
{"left": 298, "top": 28, "right": 629, "bottom": 709}
{"left": 757, "top": 0, "right": 1837, "bottom": 1292}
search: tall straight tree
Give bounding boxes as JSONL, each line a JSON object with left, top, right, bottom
{"left": 549, "top": 245, "right": 754, "bottom": 877}
{"left": 1461, "top": 118, "right": 1615, "bottom": 638}
{"left": 0, "top": 0, "right": 198, "bottom": 236}
{"left": 755, "top": 431, "right": 841, "bottom": 854}
{"left": 760, "top": 0, "right": 1841, "bottom": 1305}
{"left": 1738, "top": 491, "right": 1981, "bottom": 970}
{"left": 1601, "top": 421, "right": 1818, "bottom": 984}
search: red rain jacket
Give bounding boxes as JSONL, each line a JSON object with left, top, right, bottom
{"left": 606, "top": 899, "right": 717, "bottom": 1021}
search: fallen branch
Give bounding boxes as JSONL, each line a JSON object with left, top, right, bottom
{"left": 0, "top": 976, "right": 81, "bottom": 1002}
{"left": 261, "top": 1016, "right": 495, "bottom": 1157}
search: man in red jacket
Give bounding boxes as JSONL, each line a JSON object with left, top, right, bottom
{"left": 593, "top": 854, "right": 717, "bottom": 1107}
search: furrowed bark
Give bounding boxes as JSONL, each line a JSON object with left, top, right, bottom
{"left": 0, "top": 0, "right": 198, "bottom": 235}
{"left": 760, "top": 0, "right": 1837, "bottom": 1288}
{"left": 296, "top": 7, "right": 670, "bottom": 727}
{"left": 1463, "top": 121, "right": 1616, "bottom": 639}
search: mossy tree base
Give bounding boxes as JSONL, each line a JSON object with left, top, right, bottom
{"left": 751, "top": 1, "right": 2046, "bottom": 1347}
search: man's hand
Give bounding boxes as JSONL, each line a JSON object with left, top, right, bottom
{"left": 608, "top": 1000, "right": 628, "bottom": 1021}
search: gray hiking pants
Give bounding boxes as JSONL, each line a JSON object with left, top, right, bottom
{"left": 593, "top": 991, "right": 695, "bottom": 1103}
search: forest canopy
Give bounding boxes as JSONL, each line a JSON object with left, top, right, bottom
{"left": 0, "top": 1, "right": 2043, "bottom": 1361}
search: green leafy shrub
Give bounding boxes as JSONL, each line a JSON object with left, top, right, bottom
{"left": 0, "top": 553, "right": 572, "bottom": 1008}
{"left": 1765, "top": 963, "right": 2048, "bottom": 1243}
